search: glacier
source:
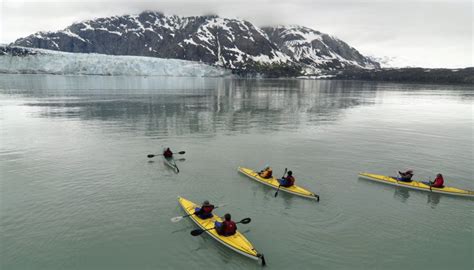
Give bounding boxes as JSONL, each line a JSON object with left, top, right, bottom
{"left": 0, "top": 47, "right": 231, "bottom": 77}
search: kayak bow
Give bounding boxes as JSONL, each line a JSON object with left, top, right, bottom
{"left": 163, "top": 156, "right": 179, "bottom": 173}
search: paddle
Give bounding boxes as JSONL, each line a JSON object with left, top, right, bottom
{"left": 258, "top": 253, "right": 267, "bottom": 266}
{"left": 147, "top": 151, "right": 185, "bottom": 158}
{"left": 274, "top": 168, "right": 288, "bottom": 198}
{"left": 190, "top": 217, "right": 251, "bottom": 236}
{"left": 170, "top": 204, "right": 227, "bottom": 223}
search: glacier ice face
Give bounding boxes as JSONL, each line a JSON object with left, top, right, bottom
{"left": 0, "top": 47, "right": 231, "bottom": 77}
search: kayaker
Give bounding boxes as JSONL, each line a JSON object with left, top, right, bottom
{"left": 215, "top": 213, "right": 237, "bottom": 236}
{"left": 398, "top": 169, "right": 414, "bottom": 182}
{"left": 430, "top": 173, "right": 445, "bottom": 188}
{"left": 194, "top": 200, "right": 215, "bottom": 219}
{"left": 258, "top": 166, "right": 273, "bottom": 179}
{"left": 163, "top": 148, "right": 173, "bottom": 158}
{"left": 278, "top": 170, "right": 295, "bottom": 187}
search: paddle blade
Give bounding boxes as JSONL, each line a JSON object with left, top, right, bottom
{"left": 147, "top": 154, "right": 155, "bottom": 158}
{"left": 259, "top": 254, "right": 266, "bottom": 266}
{"left": 274, "top": 185, "right": 281, "bottom": 197}
{"left": 177, "top": 151, "right": 186, "bottom": 155}
{"left": 190, "top": 229, "right": 205, "bottom": 236}
{"left": 170, "top": 216, "right": 183, "bottom": 223}
{"left": 240, "top": 217, "right": 251, "bottom": 224}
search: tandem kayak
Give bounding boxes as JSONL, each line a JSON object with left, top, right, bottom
{"left": 238, "top": 167, "right": 319, "bottom": 200}
{"left": 359, "top": 173, "right": 474, "bottom": 197}
{"left": 177, "top": 196, "right": 265, "bottom": 263}
{"left": 163, "top": 156, "right": 179, "bottom": 173}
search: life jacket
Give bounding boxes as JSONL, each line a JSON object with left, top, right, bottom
{"left": 195, "top": 205, "right": 214, "bottom": 219}
{"left": 163, "top": 149, "right": 173, "bottom": 158}
{"left": 220, "top": 220, "right": 237, "bottom": 236}
{"left": 432, "top": 175, "right": 444, "bottom": 188}
{"left": 260, "top": 169, "right": 272, "bottom": 178}
{"left": 201, "top": 205, "right": 214, "bottom": 214}
{"left": 283, "top": 175, "right": 295, "bottom": 187}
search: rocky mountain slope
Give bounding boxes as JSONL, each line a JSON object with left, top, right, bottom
{"left": 13, "top": 11, "right": 379, "bottom": 76}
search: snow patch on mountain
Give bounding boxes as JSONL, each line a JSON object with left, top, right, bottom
{"left": 367, "top": 55, "right": 419, "bottom": 68}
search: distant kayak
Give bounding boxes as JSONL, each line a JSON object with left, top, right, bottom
{"left": 238, "top": 167, "right": 319, "bottom": 200}
{"left": 177, "top": 196, "right": 264, "bottom": 263}
{"left": 359, "top": 173, "right": 474, "bottom": 197}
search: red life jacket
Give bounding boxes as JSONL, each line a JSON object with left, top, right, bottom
{"left": 432, "top": 176, "right": 444, "bottom": 188}
{"left": 285, "top": 175, "right": 295, "bottom": 186}
{"left": 163, "top": 149, "right": 173, "bottom": 158}
{"left": 221, "top": 220, "right": 237, "bottom": 236}
{"left": 201, "top": 205, "right": 214, "bottom": 214}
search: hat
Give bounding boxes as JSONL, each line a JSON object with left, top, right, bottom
{"left": 203, "top": 200, "right": 210, "bottom": 206}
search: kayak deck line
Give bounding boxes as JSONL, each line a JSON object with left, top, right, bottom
{"left": 177, "top": 196, "right": 263, "bottom": 262}
{"left": 238, "top": 167, "right": 319, "bottom": 200}
{"left": 163, "top": 156, "right": 178, "bottom": 172}
{"left": 359, "top": 173, "right": 474, "bottom": 198}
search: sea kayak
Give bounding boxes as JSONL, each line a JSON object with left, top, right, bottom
{"left": 359, "top": 173, "right": 474, "bottom": 197}
{"left": 238, "top": 167, "right": 319, "bottom": 200}
{"left": 163, "top": 156, "right": 179, "bottom": 173}
{"left": 177, "top": 196, "right": 264, "bottom": 263}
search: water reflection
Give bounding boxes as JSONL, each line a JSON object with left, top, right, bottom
{"left": 392, "top": 187, "right": 442, "bottom": 207}
{"left": 393, "top": 187, "right": 410, "bottom": 203}
{"left": 427, "top": 193, "right": 441, "bottom": 208}
{"left": 1, "top": 75, "right": 381, "bottom": 136}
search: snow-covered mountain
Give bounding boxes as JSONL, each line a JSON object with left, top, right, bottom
{"left": 0, "top": 46, "right": 229, "bottom": 77}
{"left": 263, "top": 26, "right": 378, "bottom": 73}
{"left": 366, "top": 55, "right": 419, "bottom": 68}
{"left": 12, "top": 11, "right": 379, "bottom": 75}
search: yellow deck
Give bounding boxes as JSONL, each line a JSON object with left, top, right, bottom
{"left": 238, "top": 167, "right": 318, "bottom": 200}
{"left": 177, "top": 196, "right": 259, "bottom": 260}
{"left": 359, "top": 173, "right": 474, "bottom": 197}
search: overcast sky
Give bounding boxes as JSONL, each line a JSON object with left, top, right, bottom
{"left": 1, "top": 0, "right": 472, "bottom": 68}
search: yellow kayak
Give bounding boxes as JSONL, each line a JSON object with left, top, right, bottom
{"left": 359, "top": 173, "right": 474, "bottom": 197}
{"left": 238, "top": 167, "right": 320, "bottom": 200}
{"left": 177, "top": 196, "right": 264, "bottom": 263}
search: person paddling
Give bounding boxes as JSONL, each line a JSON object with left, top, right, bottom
{"left": 258, "top": 166, "right": 273, "bottom": 179}
{"left": 398, "top": 169, "right": 414, "bottom": 182}
{"left": 429, "top": 173, "right": 445, "bottom": 188}
{"left": 214, "top": 213, "right": 237, "bottom": 236}
{"left": 194, "top": 200, "right": 215, "bottom": 219}
{"left": 278, "top": 170, "right": 295, "bottom": 187}
{"left": 163, "top": 148, "right": 173, "bottom": 158}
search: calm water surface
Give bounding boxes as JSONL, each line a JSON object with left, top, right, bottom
{"left": 0, "top": 74, "right": 472, "bottom": 270}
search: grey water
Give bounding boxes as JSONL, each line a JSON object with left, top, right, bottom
{"left": 1, "top": 74, "right": 472, "bottom": 270}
